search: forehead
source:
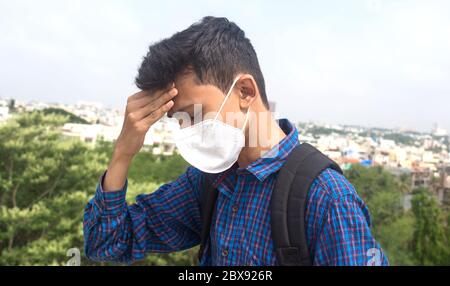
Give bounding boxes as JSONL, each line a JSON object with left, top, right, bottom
{"left": 169, "top": 72, "right": 223, "bottom": 116}
{"left": 170, "top": 72, "right": 202, "bottom": 114}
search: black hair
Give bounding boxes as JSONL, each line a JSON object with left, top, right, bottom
{"left": 135, "top": 16, "right": 269, "bottom": 108}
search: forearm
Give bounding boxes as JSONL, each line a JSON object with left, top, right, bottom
{"left": 103, "top": 150, "right": 133, "bottom": 192}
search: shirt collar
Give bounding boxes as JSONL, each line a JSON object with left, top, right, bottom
{"left": 243, "top": 118, "right": 300, "bottom": 182}
{"left": 210, "top": 118, "right": 300, "bottom": 189}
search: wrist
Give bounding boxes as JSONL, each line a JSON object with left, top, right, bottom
{"left": 103, "top": 150, "right": 132, "bottom": 193}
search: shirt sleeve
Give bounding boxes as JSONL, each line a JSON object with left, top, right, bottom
{"left": 306, "top": 170, "right": 389, "bottom": 266}
{"left": 83, "top": 166, "right": 203, "bottom": 264}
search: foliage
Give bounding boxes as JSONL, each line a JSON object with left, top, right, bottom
{"left": 375, "top": 214, "right": 416, "bottom": 265}
{"left": 307, "top": 126, "right": 346, "bottom": 137}
{"left": 382, "top": 133, "right": 415, "bottom": 146}
{"left": 411, "top": 188, "right": 450, "bottom": 265}
{"left": 0, "top": 112, "right": 108, "bottom": 265}
{"left": 41, "top": 108, "right": 89, "bottom": 124}
{"left": 94, "top": 140, "right": 189, "bottom": 185}
{"left": 345, "top": 165, "right": 450, "bottom": 265}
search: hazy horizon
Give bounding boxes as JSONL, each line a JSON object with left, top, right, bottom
{"left": 1, "top": 0, "right": 449, "bottom": 133}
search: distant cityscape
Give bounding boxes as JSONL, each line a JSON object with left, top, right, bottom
{"left": 1, "top": 96, "right": 449, "bottom": 208}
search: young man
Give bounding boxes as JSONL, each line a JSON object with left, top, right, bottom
{"left": 83, "top": 16, "right": 388, "bottom": 266}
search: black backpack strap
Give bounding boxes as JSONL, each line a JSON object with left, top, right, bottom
{"left": 271, "top": 143, "right": 343, "bottom": 266}
{"left": 197, "top": 173, "right": 219, "bottom": 262}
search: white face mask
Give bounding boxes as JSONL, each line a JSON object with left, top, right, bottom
{"left": 173, "top": 76, "right": 250, "bottom": 174}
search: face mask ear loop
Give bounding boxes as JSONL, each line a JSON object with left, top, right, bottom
{"left": 241, "top": 106, "right": 251, "bottom": 131}
{"left": 214, "top": 76, "right": 241, "bottom": 122}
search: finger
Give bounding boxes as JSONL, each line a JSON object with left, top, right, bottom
{"left": 131, "top": 87, "right": 176, "bottom": 110}
{"left": 127, "top": 85, "right": 168, "bottom": 104}
{"left": 142, "top": 100, "right": 174, "bottom": 126}
{"left": 127, "top": 90, "right": 149, "bottom": 103}
{"left": 128, "top": 94, "right": 154, "bottom": 110}
{"left": 135, "top": 88, "right": 178, "bottom": 119}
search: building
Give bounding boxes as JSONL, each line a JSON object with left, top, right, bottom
{"left": 437, "top": 165, "right": 450, "bottom": 208}
{"left": 61, "top": 123, "right": 123, "bottom": 146}
{"left": 411, "top": 167, "right": 433, "bottom": 190}
{"left": 432, "top": 123, "right": 448, "bottom": 137}
{"left": 0, "top": 106, "right": 9, "bottom": 122}
{"left": 61, "top": 117, "right": 178, "bottom": 156}
{"left": 148, "top": 118, "right": 178, "bottom": 156}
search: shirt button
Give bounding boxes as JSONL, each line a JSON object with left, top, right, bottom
{"left": 231, "top": 205, "right": 238, "bottom": 213}
{"left": 222, "top": 249, "right": 229, "bottom": 257}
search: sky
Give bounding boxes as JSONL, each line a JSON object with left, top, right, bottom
{"left": 0, "top": 0, "right": 449, "bottom": 132}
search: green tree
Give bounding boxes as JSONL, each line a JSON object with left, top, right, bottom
{"left": 411, "top": 188, "right": 450, "bottom": 265}
{"left": 41, "top": 108, "right": 89, "bottom": 124}
{"left": 376, "top": 214, "right": 416, "bottom": 265}
{"left": 129, "top": 152, "right": 189, "bottom": 184}
{"left": 0, "top": 111, "right": 108, "bottom": 265}
{"left": 345, "top": 165, "right": 404, "bottom": 226}
{"left": 346, "top": 165, "right": 400, "bottom": 200}
{"left": 345, "top": 165, "right": 410, "bottom": 265}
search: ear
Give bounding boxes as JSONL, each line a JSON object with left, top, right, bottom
{"left": 236, "top": 74, "right": 258, "bottom": 110}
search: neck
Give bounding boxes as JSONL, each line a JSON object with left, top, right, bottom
{"left": 237, "top": 111, "right": 287, "bottom": 169}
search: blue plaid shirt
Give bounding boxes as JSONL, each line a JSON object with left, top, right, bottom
{"left": 84, "top": 119, "right": 388, "bottom": 266}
